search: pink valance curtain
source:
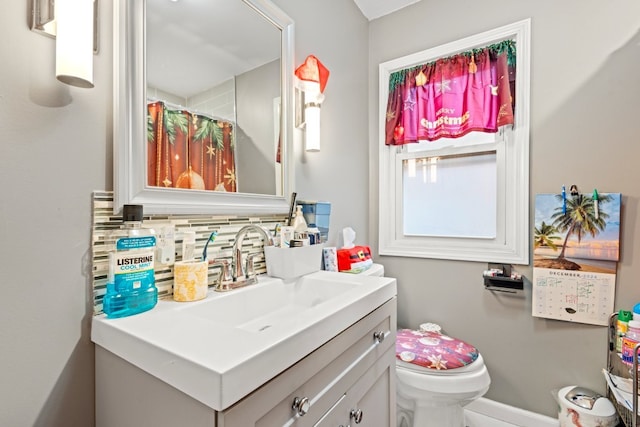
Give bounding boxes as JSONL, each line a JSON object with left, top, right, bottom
{"left": 385, "top": 40, "right": 516, "bottom": 145}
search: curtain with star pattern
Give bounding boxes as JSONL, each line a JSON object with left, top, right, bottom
{"left": 385, "top": 40, "right": 516, "bottom": 145}
{"left": 147, "top": 101, "right": 237, "bottom": 192}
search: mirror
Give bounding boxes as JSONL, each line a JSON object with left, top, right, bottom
{"left": 114, "top": 0, "right": 294, "bottom": 215}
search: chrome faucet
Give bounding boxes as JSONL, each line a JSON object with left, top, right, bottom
{"left": 213, "top": 224, "right": 274, "bottom": 292}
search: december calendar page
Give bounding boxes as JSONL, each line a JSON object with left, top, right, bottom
{"left": 532, "top": 192, "right": 621, "bottom": 325}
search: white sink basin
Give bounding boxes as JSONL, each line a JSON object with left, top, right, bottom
{"left": 91, "top": 269, "right": 396, "bottom": 411}
{"left": 181, "top": 274, "right": 360, "bottom": 332}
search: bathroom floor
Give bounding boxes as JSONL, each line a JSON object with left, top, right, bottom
{"left": 465, "top": 410, "right": 519, "bottom": 427}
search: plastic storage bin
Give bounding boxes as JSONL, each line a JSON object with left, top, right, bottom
{"left": 297, "top": 201, "right": 331, "bottom": 243}
{"left": 264, "top": 245, "right": 324, "bottom": 280}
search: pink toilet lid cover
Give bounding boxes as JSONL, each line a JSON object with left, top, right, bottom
{"left": 396, "top": 329, "right": 478, "bottom": 370}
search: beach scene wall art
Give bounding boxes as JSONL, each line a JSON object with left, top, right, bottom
{"left": 532, "top": 191, "right": 621, "bottom": 325}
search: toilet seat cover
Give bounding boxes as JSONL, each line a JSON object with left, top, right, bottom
{"left": 396, "top": 329, "right": 478, "bottom": 370}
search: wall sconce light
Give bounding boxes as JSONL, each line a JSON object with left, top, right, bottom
{"left": 31, "top": 0, "right": 99, "bottom": 88}
{"left": 295, "top": 55, "right": 330, "bottom": 152}
{"left": 304, "top": 101, "right": 322, "bottom": 152}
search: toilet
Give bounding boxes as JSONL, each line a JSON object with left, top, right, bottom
{"left": 358, "top": 264, "right": 491, "bottom": 427}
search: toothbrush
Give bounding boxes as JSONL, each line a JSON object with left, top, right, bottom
{"left": 593, "top": 189, "right": 599, "bottom": 220}
{"left": 202, "top": 231, "right": 218, "bottom": 261}
{"left": 562, "top": 185, "right": 567, "bottom": 215}
{"left": 287, "top": 192, "right": 297, "bottom": 226}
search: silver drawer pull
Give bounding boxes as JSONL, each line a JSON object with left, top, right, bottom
{"left": 373, "top": 330, "right": 385, "bottom": 343}
{"left": 350, "top": 408, "right": 363, "bottom": 423}
{"left": 292, "top": 396, "right": 310, "bottom": 416}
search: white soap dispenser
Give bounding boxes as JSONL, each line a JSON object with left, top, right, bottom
{"left": 292, "top": 205, "right": 308, "bottom": 235}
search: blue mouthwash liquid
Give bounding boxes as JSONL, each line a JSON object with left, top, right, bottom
{"left": 103, "top": 205, "right": 158, "bottom": 318}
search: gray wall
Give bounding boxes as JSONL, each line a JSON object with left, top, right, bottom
{"left": 369, "top": 0, "right": 640, "bottom": 417}
{"left": 0, "top": 0, "right": 368, "bottom": 425}
{"left": 273, "top": 0, "right": 371, "bottom": 247}
{"left": 0, "top": 0, "right": 113, "bottom": 425}
{"left": 236, "top": 60, "right": 279, "bottom": 195}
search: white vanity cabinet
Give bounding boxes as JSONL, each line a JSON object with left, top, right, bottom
{"left": 95, "top": 298, "right": 397, "bottom": 427}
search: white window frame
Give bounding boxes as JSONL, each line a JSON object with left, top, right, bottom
{"left": 378, "top": 19, "right": 531, "bottom": 264}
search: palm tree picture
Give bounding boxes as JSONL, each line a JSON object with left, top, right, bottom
{"left": 533, "top": 221, "right": 560, "bottom": 250}
{"left": 534, "top": 191, "right": 620, "bottom": 272}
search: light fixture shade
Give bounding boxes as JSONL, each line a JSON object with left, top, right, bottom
{"left": 295, "top": 55, "right": 328, "bottom": 152}
{"left": 305, "top": 104, "right": 321, "bottom": 152}
{"left": 56, "top": 0, "right": 94, "bottom": 88}
{"left": 295, "top": 55, "right": 330, "bottom": 93}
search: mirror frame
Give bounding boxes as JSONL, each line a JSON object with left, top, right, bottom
{"left": 113, "top": 0, "right": 295, "bottom": 215}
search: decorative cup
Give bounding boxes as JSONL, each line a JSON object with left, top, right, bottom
{"left": 173, "top": 260, "right": 208, "bottom": 302}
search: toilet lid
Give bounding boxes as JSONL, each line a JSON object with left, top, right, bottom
{"left": 395, "top": 329, "right": 478, "bottom": 370}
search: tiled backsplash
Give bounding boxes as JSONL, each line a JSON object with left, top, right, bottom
{"left": 91, "top": 191, "right": 287, "bottom": 315}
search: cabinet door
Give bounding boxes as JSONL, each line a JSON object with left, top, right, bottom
{"left": 313, "top": 394, "right": 349, "bottom": 427}
{"left": 313, "top": 347, "right": 395, "bottom": 427}
{"left": 344, "top": 348, "right": 394, "bottom": 427}
{"left": 349, "top": 360, "right": 393, "bottom": 425}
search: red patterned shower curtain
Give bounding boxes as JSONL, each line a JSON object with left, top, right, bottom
{"left": 147, "top": 101, "right": 237, "bottom": 192}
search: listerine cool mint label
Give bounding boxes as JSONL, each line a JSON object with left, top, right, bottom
{"left": 112, "top": 236, "right": 156, "bottom": 291}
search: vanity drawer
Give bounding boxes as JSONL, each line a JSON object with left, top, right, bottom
{"left": 218, "top": 297, "right": 397, "bottom": 427}
{"left": 314, "top": 345, "right": 395, "bottom": 426}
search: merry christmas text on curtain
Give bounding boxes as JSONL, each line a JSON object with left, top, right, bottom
{"left": 147, "top": 101, "right": 237, "bottom": 192}
{"left": 385, "top": 40, "right": 516, "bottom": 145}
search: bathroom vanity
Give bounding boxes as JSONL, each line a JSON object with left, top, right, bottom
{"left": 92, "top": 271, "right": 397, "bottom": 426}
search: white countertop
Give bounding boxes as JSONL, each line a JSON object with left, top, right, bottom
{"left": 91, "top": 270, "right": 396, "bottom": 411}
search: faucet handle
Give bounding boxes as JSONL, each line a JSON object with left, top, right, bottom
{"left": 232, "top": 247, "right": 244, "bottom": 280}
{"left": 210, "top": 259, "right": 232, "bottom": 290}
{"left": 245, "top": 253, "right": 256, "bottom": 279}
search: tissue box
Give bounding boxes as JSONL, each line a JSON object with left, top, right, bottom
{"left": 323, "top": 247, "right": 338, "bottom": 272}
{"left": 264, "top": 245, "right": 324, "bottom": 280}
{"left": 297, "top": 201, "right": 331, "bottom": 242}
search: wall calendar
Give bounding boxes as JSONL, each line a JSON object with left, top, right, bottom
{"left": 532, "top": 191, "right": 621, "bottom": 326}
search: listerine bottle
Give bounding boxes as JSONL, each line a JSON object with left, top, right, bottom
{"left": 103, "top": 204, "right": 158, "bottom": 318}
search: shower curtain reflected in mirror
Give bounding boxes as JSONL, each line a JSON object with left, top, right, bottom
{"left": 147, "top": 101, "right": 237, "bottom": 192}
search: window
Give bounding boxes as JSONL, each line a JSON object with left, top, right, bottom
{"left": 378, "top": 19, "right": 531, "bottom": 263}
{"left": 402, "top": 133, "right": 498, "bottom": 239}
